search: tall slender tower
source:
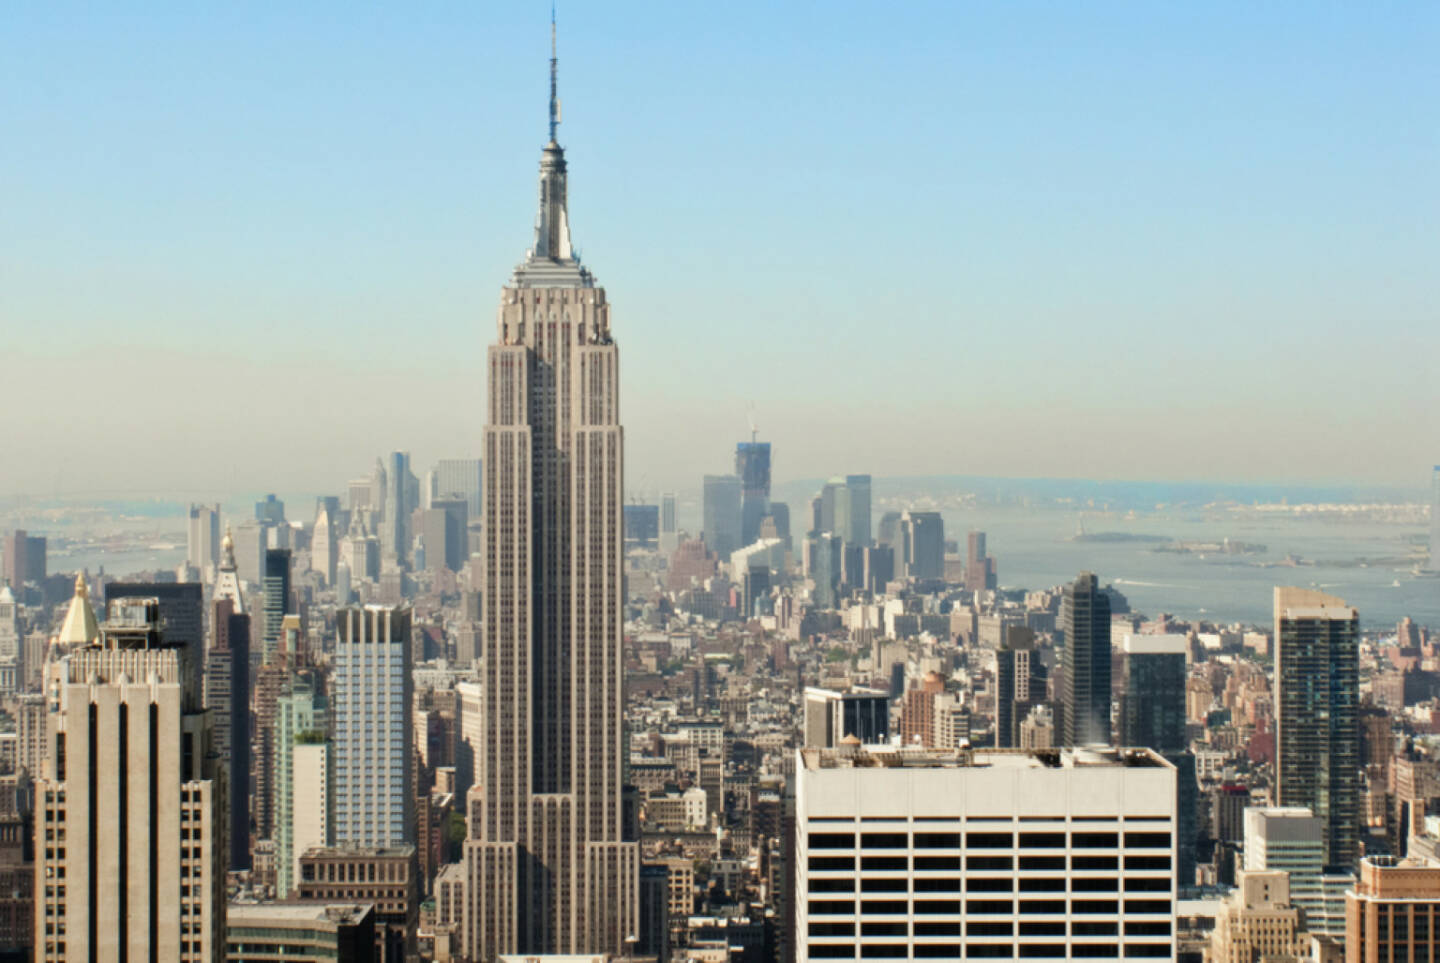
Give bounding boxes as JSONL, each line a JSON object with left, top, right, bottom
{"left": 1061, "top": 570, "right": 1112, "bottom": 746}
{"left": 1274, "top": 587, "right": 1360, "bottom": 868}
{"left": 464, "top": 16, "right": 638, "bottom": 959}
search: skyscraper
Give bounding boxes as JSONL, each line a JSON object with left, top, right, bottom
{"left": 463, "top": 29, "right": 637, "bottom": 956}
{"left": 35, "top": 595, "right": 223, "bottom": 961}
{"left": 844, "top": 474, "right": 871, "bottom": 546}
{"left": 898, "top": 510, "right": 943, "bottom": 580}
{"left": 1274, "top": 587, "right": 1360, "bottom": 868}
{"left": 1, "top": 530, "right": 45, "bottom": 588}
{"left": 312, "top": 504, "right": 337, "bottom": 585}
{"left": 659, "top": 492, "right": 679, "bottom": 555}
{"left": 427, "top": 457, "right": 484, "bottom": 516}
{"left": 274, "top": 677, "right": 328, "bottom": 897}
{"left": 206, "top": 579, "right": 251, "bottom": 872}
{"left": 1061, "top": 571, "right": 1112, "bottom": 747}
{"left": 333, "top": 605, "right": 412, "bottom": 849}
{"left": 735, "top": 439, "right": 771, "bottom": 547}
{"left": 105, "top": 580, "right": 204, "bottom": 661}
{"left": 383, "top": 450, "right": 414, "bottom": 566}
{"left": 187, "top": 502, "right": 221, "bottom": 578}
{"left": 995, "top": 625, "right": 1045, "bottom": 749}
{"left": 702, "top": 474, "right": 743, "bottom": 558}
{"left": 262, "top": 548, "right": 291, "bottom": 664}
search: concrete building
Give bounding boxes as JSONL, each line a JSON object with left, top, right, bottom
{"left": 1274, "top": 587, "right": 1360, "bottom": 868}
{"left": 1210, "top": 869, "right": 1305, "bottom": 963}
{"left": 35, "top": 595, "right": 223, "bottom": 962}
{"left": 1345, "top": 855, "right": 1440, "bottom": 963}
{"left": 274, "top": 678, "right": 328, "bottom": 897}
{"left": 226, "top": 902, "right": 376, "bottom": 963}
{"left": 1062, "top": 571, "right": 1112, "bottom": 747}
{"left": 995, "top": 626, "right": 1046, "bottom": 749}
{"left": 795, "top": 744, "right": 1178, "bottom": 962}
{"left": 297, "top": 846, "right": 417, "bottom": 963}
{"left": 334, "top": 605, "right": 413, "bottom": 848}
{"left": 462, "top": 40, "right": 638, "bottom": 960}
{"left": 803, "top": 686, "right": 890, "bottom": 748}
{"left": 1245, "top": 806, "right": 1351, "bottom": 937}
{"left": 964, "top": 530, "right": 997, "bottom": 592}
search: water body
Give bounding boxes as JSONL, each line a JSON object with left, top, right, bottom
{"left": 931, "top": 505, "right": 1438, "bottom": 632}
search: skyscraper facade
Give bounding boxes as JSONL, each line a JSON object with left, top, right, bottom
{"left": 262, "top": 548, "right": 291, "bottom": 664}
{"left": 274, "top": 677, "right": 328, "bottom": 897}
{"left": 428, "top": 457, "right": 484, "bottom": 516}
{"left": 187, "top": 502, "right": 221, "bottom": 577}
{"left": 844, "top": 474, "right": 871, "bottom": 547}
{"left": 1061, "top": 571, "right": 1112, "bottom": 747}
{"left": 703, "top": 474, "right": 743, "bottom": 559}
{"left": 333, "top": 605, "right": 413, "bottom": 849}
{"left": 35, "top": 596, "right": 223, "bottom": 961}
{"left": 463, "top": 41, "right": 638, "bottom": 957}
{"left": 736, "top": 440, "right": 771, "bottom": 547}
{"left": 1274, "top": 587, "right": 1360, "bottom": 868}
{"left": 898, "top": 510, "right": 944, "bottom": 580}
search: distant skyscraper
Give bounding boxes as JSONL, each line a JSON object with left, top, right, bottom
{"left": 255, "top": 492, "right": 285, "bottom": 524}
{"left": 1061, "top": 571, "right": 1112, "bottom": 747}
{"left": 463, "top": 31, "right": 637, "bottom": 957}
{"left": 898, "top": 510, "right": 944, "bottom": 580}
{"left": 36, "top": 595, "right": 223, "bottom": 961}
{"left": 844, "top": 474, "right": 871, "bottom": 546}
{"left": 262, "top": 548, "right": 291, "bottom": 664}
{"left": 659, "top": 492, "right": 679, "bottom": 554}
{"left": 965, "top": 530, "right": 997, "bottom": 592}
{"left": 995, "top": 625, "right": 1045, "bottom": 749}
{"left": 623, "top": 503, "right": 660, "bottom": 549}
{"left": 383, "top": 450, "right": 413, "bottom": 566}
{"left": 333, "top": 605, "right": 412, "bottom": 848}
{"left": 312, "top": 504, "right": 337, "bottom": 585}
{"left": 206, "top": 593, "right": 251, "bottom": 872}
{"left": 187, "top": 502, "right": 221, "bottom": 577}
{"left": 428, "top": 457, "right": 484, "bottom": 516}
{"left": 736, "top": 440, "right": 771, "bottom": 547}
{"left": 1274, "top": 587, "right": 1360, "bottom": 868}
{"left": 106, "top": 580, "right": 204, "bottom": 661}
{"left": 422, "top": 498, "right": 469, "bottom": 573}
{"left": 803, "top": 686, "right": 890, "bottom": 747}
{"left": 1, "top": 530, "right": 45, "bottom": 588}
{"left": 702, "top": 474, "right": 743, "bottom": 559}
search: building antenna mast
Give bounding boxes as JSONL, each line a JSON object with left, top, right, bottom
{"left": 548, "top": 2, "right": 560, "bottom": 143}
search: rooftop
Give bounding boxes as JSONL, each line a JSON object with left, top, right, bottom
{"left": 800, "top": 745, "right": 1170, "bottom": 771}
{"left": 227, "top": 901, "right": 374, "bottom": 925}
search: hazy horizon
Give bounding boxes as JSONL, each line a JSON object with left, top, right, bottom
{"left": 5, "top": 2, "right": 1438, "bottom": 496}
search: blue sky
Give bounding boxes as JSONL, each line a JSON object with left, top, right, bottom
{"left": 3, "top": 2, "right": 1437, "bottom": 498}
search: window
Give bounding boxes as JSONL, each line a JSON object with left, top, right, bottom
{"left": 1072, "top": 832, "right": 1118, "bottom": 848}
{"left": 914, "top": 900, "right": 961, "bottom": 915}
{"left": 860, "top": 878, "right": 906, "bottom": 893}
{"left": 967, "top": 877, "right": 1012, "bottom": 892}
{"left": 966, "top": 900, "right": 1013, "bottom": 915}
{"left": 1124, "top": 855, "right": 1171, "bottom": 871}
{"left": 861, "top": 833, "right": 908, "bottom": 849}
{"left": 967, "top": 856, "right": 1012, "bottom": 871}
{"left": 915, "top": 832, "right": 960, "bottom": 849}
{"left": 1124, "top": 899, "right": 1171, "bottom": 915}
{"left": 861, "top": 856, "right": 907, "bottom": 871}
{"left": 1071, "top": 855, "right": 1118, "bottom": 871}
{"left": 1019, "top": 900, "right": 1065, "bottom": 915}
{"left": 808, "top": 856, "right": 853, "bottom": 872}
{"left": 860, "top": 901, "right": 908, "bottom": 915}
{"left": 1124, "top": 832, "right": 1170, "bottom": 849}
{"left": 1072, "top": 900, "right": 1119, "bottom": 915}
{"left": 1019, "top": 832, "right": 1065, "bottom": 848}
{"left": 810, "top": 833, "right": 853, "bottom": 850}
{"left": 914, "top": 856, "right": 961, "bottom": 871}
{"left": 967, "top": 921, "right": 1013, "bottom": 937}
{"left": 1018, "top": 856, "right": 1066, "bottom": 871}
{"left": 808, "top": 900, "right": 853, "bottom": 916}
{"left": 860, "top": 922, "right": 907, "bottom": 937}
{"left": 966, "top": 832, "right": 1012, "bottom": 849}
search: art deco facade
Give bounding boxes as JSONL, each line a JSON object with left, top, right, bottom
{"left": 462, "top": 36, "right": 638, "bottom": 958}
{"left": 34, "top": 596, "right": 223, "bottom": 961}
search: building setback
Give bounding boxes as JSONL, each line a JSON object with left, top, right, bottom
{"left": 461, "top": 26, "right": 638, "bottom": 958}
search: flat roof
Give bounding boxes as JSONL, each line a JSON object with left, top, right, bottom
{"left": 227, "top": 901, "right": 373, "bottom": 924}
{"left": 800, "top": 745, "right": 1171, "bottom": 771}
{"left": 1121, "top": 633, "right": 1188, "bottom": 655}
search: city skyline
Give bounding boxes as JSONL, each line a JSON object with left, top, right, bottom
{"left": 4, "top": 2, "right": 1439, "bottom": 495}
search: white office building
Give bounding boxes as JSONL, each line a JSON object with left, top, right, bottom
{"left": 333, "top": 605, "right": 413, "bottom": 848}
{"left": 796, "top": 744, "right": 1178, "bottom": 961}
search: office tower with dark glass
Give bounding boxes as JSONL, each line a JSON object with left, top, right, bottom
{"left": 1274, "top": 587, "right": 1360, "bottom": 868}
{"left": 262, "top": 547, "right": 291, "bottom": 663}
{"left": 1061, "top": 571, "right": 1112, "bottom": 746}
{"left": 898, "top": 510, "right": 943, "bottom": 580}
{"left": 463, "top": 26, "right": 638, "bottom": 959}
{"left": 187, "top": 502, "right": 221, "bottom": 576}
{"left": 844, "top": 474, "right": 871, "bottom": 546}
{"left": 736, "top": 439, "right": 771, "bottom": 547}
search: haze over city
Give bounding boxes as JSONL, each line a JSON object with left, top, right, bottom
{"left": 5, "top": 2, "right": 1438, "bottom": 496}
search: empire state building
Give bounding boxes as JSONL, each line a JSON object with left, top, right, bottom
{"left": 461, "top": 22, "right": 638, "bottom": 960}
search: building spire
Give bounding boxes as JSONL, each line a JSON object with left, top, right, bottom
{"left": 549, "top": 2, "right": 559, "bottom": 144}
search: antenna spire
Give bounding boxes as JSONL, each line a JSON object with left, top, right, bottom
{"left": 548, "top": 3, "right": 559, "bottom": 143}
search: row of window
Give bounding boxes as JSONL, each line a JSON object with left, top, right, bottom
{"left": 809, "top": 854, "right": 1171, "bottom": 872}
{"left": 807, "top": 900, "right": 1172, "bottom": 919}
{"left": 810, "top": 920, "right": 1172, "bottom": 937}
{"left": 807, "top": 943, "right": 1170, "bottom": 959}
{"left": 809, "top": 831, "right": 1170, "bottom": 850}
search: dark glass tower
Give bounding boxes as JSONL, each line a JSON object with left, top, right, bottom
{"left": 735, "top": 440, "right": 771, "bottom": 547}
{"left": 1061, "top": 571, "right": 1111, "bottom": 746}
{"left": 1274, "top": 587, "right": 1360, "bottom": 868}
